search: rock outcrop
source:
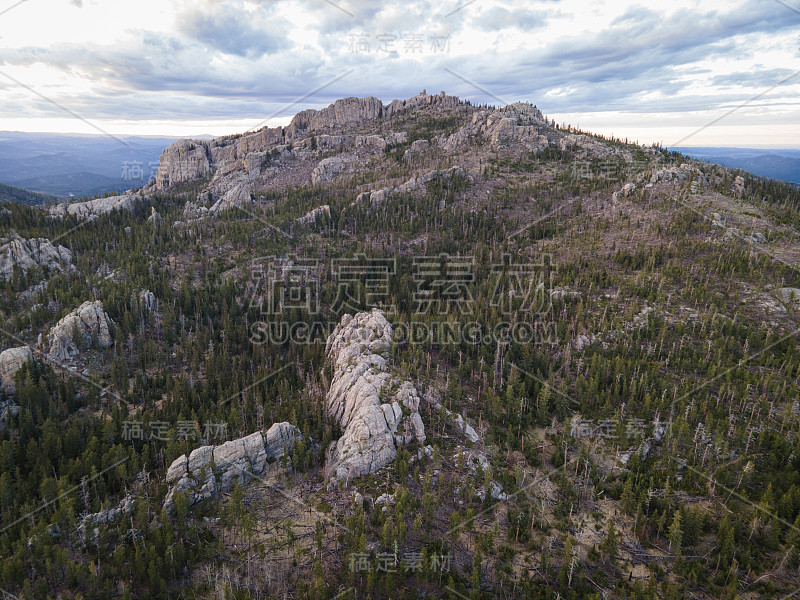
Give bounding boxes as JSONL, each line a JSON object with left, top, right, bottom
{"left": 355, "top": 166, "right": 470, "bottom": 206}
{"left": 46, "top": 301, "right": 114, "bottom": 363}
{"left": 355, "top": 132, "right": 408, "bottom": 152}
{"left": 0, "top": 400, "right": 20, "bottom": 429}
{"left": 403, "top": 139, "right": 429, "bottom": 160}
{"left": 312, "top": 155, "right": 354, "bottom": 185}
{"left": 48, "top": 194, "right": 139, "bottom": 219}
{"left": 151, "top": 92, "right": 464, "bottom": 194}
{"left": 139, "top": 289, "right": 156, "bottom": 312}
{"left": 324, "top": 310, "right": 425, "bottom": 487}
{"left": 163, "top": 422, "right": 302, "bottom": 511}
{"left": 0, "top": 346, "right": 33, "bottom": 395}
{"left": 296, "top": 205, "right": 331, "bottom": 225}
{"left": 155, "top": 140, "right": 212, "bottom": 189}
{"left": 146, "top": 207, "right": 162, "bottom": 226}
{"left": 649, "top": 163, "right": 706, "bottom": 185}
{"left": 734, "top": 175, "right": 746, "bottom": 196}
{"left": 438, "top": 102, "right": 548, "bottom": 152}
{"left": 209, "top": 181, "right": 252, "bottom": 214}
{"left": 0, "top": 235, "right": 72, "bottom": 280}
{"left": 557, "top": 134, "right": 617, "bottom": 158}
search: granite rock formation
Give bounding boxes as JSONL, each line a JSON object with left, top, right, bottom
{"left": 0, "top": 346, "right": 34, "bottom": 395}
{"left": 0, "top": 235, "right": 72, "bottom": 280}
{"left": 163, "top": 422, "right": 302, "bottom": 511}
{"left": 48, "top": 194, "right": 139, "bottom": 219}
{"left": 46, "top": 301, "right": 114, "bottom": 363}
{"left": 323, "top": 309, "right": 426, "bottom": 487}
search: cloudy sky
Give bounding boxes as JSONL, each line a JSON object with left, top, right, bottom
{"left": 0, "top": 0, "right": 799, "bottom": 146}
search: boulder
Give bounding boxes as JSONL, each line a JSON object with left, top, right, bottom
{"left": 0, "top": 235, "right": 72, "bottom": 280}
{"left": 209, "top": 182, "right": 252, "bottom": 214}
{"left": 46, "top": 301, "right": 114, "bottom": 363}
{"left": 311, "top": 156, "right": 353, "bottom": 185}
{"left": 263, "top": 421, "right": 302, "bottom": 461}
{"left": 355, "top": 166, "right": 470, "bottom": 207}
{"left": 0, "top": 346, "right": 34, "bottom": 395}
{"left": 147, "top": 207, "right": 162, "bottom": 226}
{"left": 778, "top": 287, "right": 800, "bottom": 305}
{"left": 404, "top": 139, "right": 429, "bottom": 160}
{"left": 454, "top": 414, "right": 480, "bottom": 443}
{"left": 734, "top": 175, "right": 745, "bottom": 196}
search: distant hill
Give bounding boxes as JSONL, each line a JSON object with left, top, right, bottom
{"left": 0, "top": 181, "right": 55, "bottom": 206}
{"left": 0, "top": 131, "right": 181, "bottom": 198}
{"left": 673, "top": 146, "right": 800, "bottom": 184}
{"left": 12, "top": 171, "right": 133, "bottom": 198}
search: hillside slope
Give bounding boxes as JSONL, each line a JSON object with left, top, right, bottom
{"left": 1, "top": 92, "right": 800, "bottom": 599}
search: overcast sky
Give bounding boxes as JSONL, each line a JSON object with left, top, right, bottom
{"left": 0, "top": 0, "right": 799, "bottom": 146}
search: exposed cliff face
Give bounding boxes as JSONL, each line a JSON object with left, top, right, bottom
{"left": 163, "top": 422, "right": 302, "bottom": 511}
{"left": 0, "top": 346, "right": 33, "bottom": 395}
{"left": 0, "top": 235, "right": 72, "bottom": 280}
{"left": 324, "top": 309, "right": 425, "bottom": 487}
{"left": 292, "top": 96, "right": 383, "bottom": 133}
{"left": 151, "top": 91, "right": 464, "bottom": 203}
{"left": 46, "top": 301, "right": 114, "bottom": 363}
{"left": 154, "top": 140, "right": 212, "bottom": 189}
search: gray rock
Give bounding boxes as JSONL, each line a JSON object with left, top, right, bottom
{"left": 296, "top": 205, "right": 331, "bottom": 225}
{"left": 734, "top": 175, "right": 745, "bottom": 196}
{"left": 0, "top": 346, "right": 33, "bottom": 395}
{"left": 166, "top": 455, "right": 188, "bottom": 485}
{"left": 139, "top": 289, "right": 156, "bottom": 312}
{"left": 356, "top": 166, "right": 470, "bottom": 206}
{"left": 324, "top": 310, "right": 426, "bottom": 487}
{"left": 209, "top": 182, "right": 252, "bottom": 214}
{"left": 0, "top": 400, "right": 20, "bottom": 429}
{"left": 155, "top": 139, "right": 212, "bottom": 189}
{"left": 454, "top": 414, "right": 480, "bottom": 443}
{"left": 0, "top": 234, "right": 72, "bottom": 280}
{"left": 403, "top": 139, "right": 429, "bottom": 160}
{"left": 263, "top": 421, "right": 302, "bottom": 461}
{"left": 311, "top": 156, "right": 353, "bottom": 185}
{"left": 46, "top": 301, "right": 114, "bottom": 363}
{"left": 163, "top": 422, "right": 302, "bottom": 511}
{"left": 375, "top": 492, "right": 394, "bottom": 505}
{"left": 147, "top": 207, "right": 162, "bottom": 226}
{"left": 49, "top": 194, "right": 138, "bottom": 219}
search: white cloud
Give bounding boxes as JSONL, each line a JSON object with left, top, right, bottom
{"left": 0, "top": 0, "right": 797, "bottom": 145}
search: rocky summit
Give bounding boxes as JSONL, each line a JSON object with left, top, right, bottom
{"left": 146, "top": 91, "right": 565, "bottom": 219}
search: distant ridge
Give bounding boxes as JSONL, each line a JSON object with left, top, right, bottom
{"left": 0, "top": 181, "right": 55, "bottom": 206}
{"left": 673, "top": 146, "right": 800, "bottom": 184}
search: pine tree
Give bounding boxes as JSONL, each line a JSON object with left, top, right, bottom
{"left": 668, "top": 511, "right": 683, "bottom": 557}
{"left": 600, "top": 520, "right": 619, "bottom": 565}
